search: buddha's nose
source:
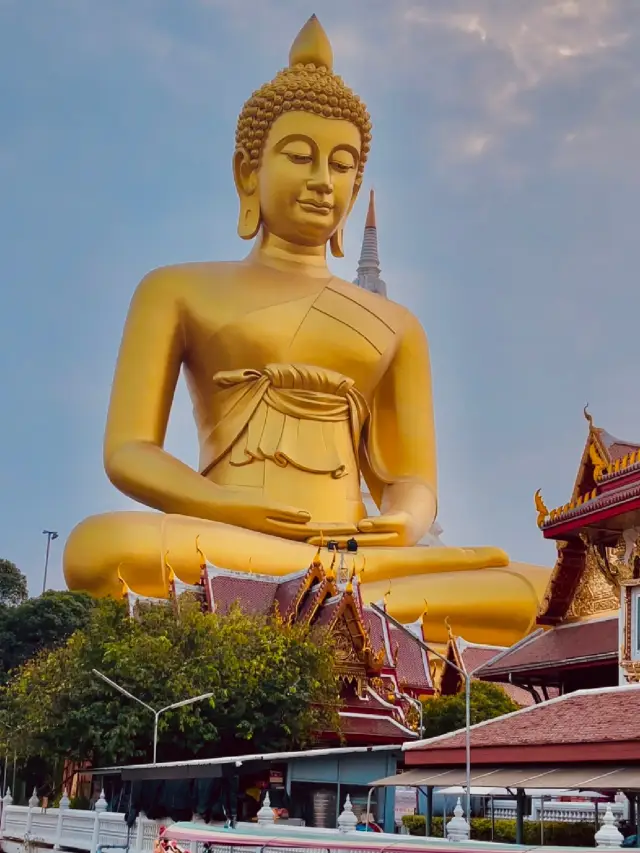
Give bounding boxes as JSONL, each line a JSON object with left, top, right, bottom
{"left": 307, "top": 163, "right": 333, "bottom": 195}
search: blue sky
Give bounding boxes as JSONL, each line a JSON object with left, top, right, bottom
{"left": 2, "top": 0, "right": 640, "bottom": 595}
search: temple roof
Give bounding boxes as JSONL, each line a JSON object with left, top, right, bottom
{"left": 473, "top": 618, "right": 618, "bottom": 681}
{"left": 338, "top": 711, "right": 417, "bottom": 743}
{"left": 405, "top": 685, "right": 640, "bottom": 753}
{"left": 436, "top": 634, "right": 544, "bottom": 707}
{"left": 537, "top": 411, "right": 640, "bottom": 537}
{"left": 389, "top": 623, "right": 433, "bottom": 692}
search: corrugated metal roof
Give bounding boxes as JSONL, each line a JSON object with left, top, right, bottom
{"left": 371, "top": 764, "right": 640, "bottom": 790}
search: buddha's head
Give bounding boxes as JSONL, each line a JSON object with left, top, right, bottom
{"left": 234, "top": 15, "right": 372, "bottom": 257}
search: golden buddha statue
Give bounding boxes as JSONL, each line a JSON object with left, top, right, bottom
{"left": 63, "top": 15, "right": 549, "bottom": 646}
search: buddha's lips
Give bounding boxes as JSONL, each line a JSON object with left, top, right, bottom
{"left": 298, "top": 199, "right": 333, "bottom": 214}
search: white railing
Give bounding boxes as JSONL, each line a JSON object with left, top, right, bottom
{"left": 488, "top": 799, "right": 627, "bottom": 824}
{"left": 1, "top": 793, "right": 161, "bottom": 853}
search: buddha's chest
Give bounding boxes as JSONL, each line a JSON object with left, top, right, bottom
{"left": 183, "top": 285, "right": 398, "bottom": 397}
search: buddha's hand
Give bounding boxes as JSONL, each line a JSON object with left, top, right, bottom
{"left": 353, "top": 483, "right": 436, "bottom": 546}
{"left": 215, "top": 491, "right": 358, "bottom": 541}
{"left": 355, "top": 511, "right": 423, "bottom": 546}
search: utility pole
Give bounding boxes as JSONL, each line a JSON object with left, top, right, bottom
{"left": 42, "top": 530, "right": 59, "bottom": 595}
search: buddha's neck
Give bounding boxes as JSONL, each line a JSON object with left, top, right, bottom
{"left": 247, "top": 231, "right": 331, "bottom": 279}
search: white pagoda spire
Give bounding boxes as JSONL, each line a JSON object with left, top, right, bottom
{"left": 353, "top": 189, "right": 445, "bottom": 548}
{"left": 353, "top": 189, "right": 387, "bottom": 297}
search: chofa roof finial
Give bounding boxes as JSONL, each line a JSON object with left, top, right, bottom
{"left": 583, "top": 404, "right": 594, "bottom": 429}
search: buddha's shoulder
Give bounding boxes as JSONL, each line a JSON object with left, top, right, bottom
{"left": 138, "top": 261, "right": 241, "bottom": 294}
{"left": 134, "top": 261, "right": 249, "bottom": 306}
{"left": 326, "top": 277, "right": 413, "bottom": 333}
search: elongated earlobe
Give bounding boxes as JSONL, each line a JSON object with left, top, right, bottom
{"left": 329, "top": 227, "right": 344, "bottom": 258}
{"left": 238, "top": 198, "right": 261, "bottom": 240}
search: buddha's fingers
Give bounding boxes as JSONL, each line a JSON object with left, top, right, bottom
{"left": 267, "top": 519, "right": 358, "bottom": 541}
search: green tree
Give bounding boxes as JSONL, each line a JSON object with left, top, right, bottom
{"left": 0, "top": 590, "right": 95, "bottom": 682}
{"left": 0, "top": 559, "right": 28, "bottom": 606}
{"left": 0, "top": 596, "right": 340, "bottom": 766}
{"left": 421, "top": 681, "right": 519, "bottom": 739}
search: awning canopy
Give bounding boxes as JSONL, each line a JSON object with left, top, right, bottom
{"left": 370, "top": 765, "right": 640, "bottom": 791}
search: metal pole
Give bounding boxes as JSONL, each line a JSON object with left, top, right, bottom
{"left": 41, "top": 530, "right": 58, "bottom": 595}
{"left": 153, "top": 714, "right": 159, "bottom": 766}
{"left": 464, "top": 673, "right": 471, "bottom": 823}
{"left": 370, "top": 604, "right": 474, "bottom": 828}
{"left": 92, "top": 670, "right": 212, "bottom": 765}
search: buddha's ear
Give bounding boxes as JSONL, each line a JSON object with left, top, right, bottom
{"left": 233, "top": 149, "right": 261, "bottom": 240}
{"left": 329, "top": 183, "right": 362, "bottom": 258}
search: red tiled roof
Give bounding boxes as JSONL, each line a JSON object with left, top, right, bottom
{"left": 209, "top": 574, "right": 278, "bottom": 615}
{"left": 600, "top": 430, "right": 640, "bottom": 462}
{"left": 273, "top": 571, "right": 308, "bottom": 619}
{"left": 391, "top": 627, "right": 431, "bottom": 691}
{"left": 314, "top": 597, "right": 342, "bottom": 628}
{"left": 298, "top": 583, "right": 327, "bottom": 623}
{"left": 499, "top": 682, "right": 551, "bottom": 707}
{"left": 365, "top": 610, "right": 392, "bottom": 667}
{"left": 475, "top": 618, "right": 618, "bottom": 677}
{"left": 408, "top": 686, "right": 640, "bottom": 751}
{"left": 339, "top": 712, "right": 416, "bottom": 742}
{"left": 461, "top": 645, "right": 504, "bottom": 673}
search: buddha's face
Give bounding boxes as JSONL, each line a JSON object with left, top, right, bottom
{"left": 256, "top": 111, "right": 361, "bottom": 247}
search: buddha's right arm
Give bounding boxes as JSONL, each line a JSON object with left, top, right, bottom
{"left": 103, "top": 268, "right": 228, "bottom": 518}
{"left": 103, "top": 270, "right": 311, "bottom": 528}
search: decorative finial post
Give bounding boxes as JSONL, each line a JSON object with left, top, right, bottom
{"left": 583, "top": 404, "right": 594, "bottom": 428}
{"left": 446, "top": 797, "right": 470, "bottom": 842}
{"left": 444, "top": 615, "right": 455, "bottom": 642}
{"left": 59, "top": 789, "right": 70, "bottom": 810}
{"left": 1, "top": 788, "right": 12, "bottom": 833}
{"left": 594, "top": 803, "right": 623, "bottom": 848}
{"left": 95, "top": 789, "right": 108, "bottom": 812}
{"left": 28, "top": 787, "right": 39, "bottom": 809}
{"left": 257, "top": 791, "right": 275, "bottom": 825}
{"left": 534, "top": 489, "right": 549, "bottom": 528}
{"left": 337, "top": 794, "right": 358, "bottom": 832}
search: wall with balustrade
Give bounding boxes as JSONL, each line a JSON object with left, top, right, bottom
{"left": 488, "top": 798, "right": 627, "bottom": 824}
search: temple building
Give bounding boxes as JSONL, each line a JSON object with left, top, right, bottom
{"left": 127, "top": 552, "right": 434, "bottom": 747}
{"left": 472, "top": 410, "right": 640, "bottom": 696}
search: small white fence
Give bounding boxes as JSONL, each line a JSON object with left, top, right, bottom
{"left": 0, "top": 789, "right": 160, "bottom": 853}
{"left": 489, "top": 799, "right": 627, "bottom": 824}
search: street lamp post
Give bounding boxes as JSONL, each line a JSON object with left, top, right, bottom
{"left": 370, "top": 603, "right": 473, "bottom": 826}
{"left": 42, "top": 530, "right": 59, "bottom": 595}
{"left": 92, "top": 670, "right": 214, "bottom": 764}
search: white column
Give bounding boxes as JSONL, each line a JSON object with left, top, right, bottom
{"left": 1, "top": 788, "right": 12, "bottom": 832}
{"left": 91, "top": 789, "right": 108, "bottom": 853}
{"left": 54, "top": 789, "right": 70, "bottom": 850}
{"left": 25, "top": 788, "right": 39, "bottom": 835}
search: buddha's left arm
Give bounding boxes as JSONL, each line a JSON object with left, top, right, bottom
{"left": 359, "top": 310, "right": 437, "bottom": 545}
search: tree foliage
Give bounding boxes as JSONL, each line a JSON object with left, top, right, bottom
{"left": 420, "top": 681, "right": 519, "bottom": 739}
{"left": 0, "top": 559, "right": 28, "bottom": 606}
{"left": 0, "top": 590, "right": 95, "bottom": 683}
{"left": 0, "top": 596, "right": 341, "bottom": 766}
